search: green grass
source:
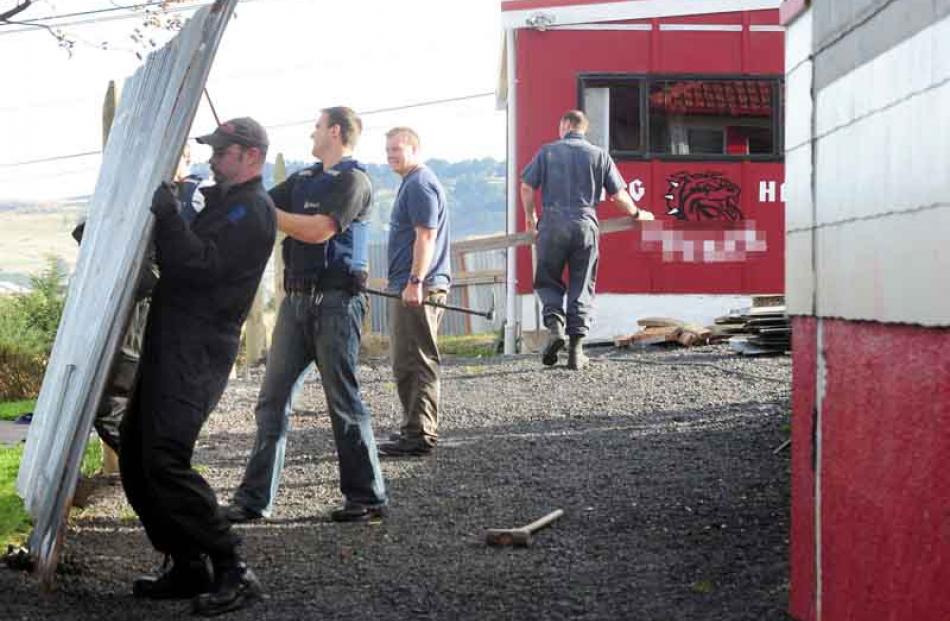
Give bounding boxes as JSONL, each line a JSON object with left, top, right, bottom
{"left": 0, "top": 445, "right": 31, "bottom": 545}
{"left": 1, "top": 437, "right": 104, "bottom": 546}
{"left": 81, "top": 438, "right": 103, "bottom": 478}
{"left": 0, "top": 399, "right": 35, "bottom": 421}
{"left": 438, "top": 333, "right": 497, "bottom": 358}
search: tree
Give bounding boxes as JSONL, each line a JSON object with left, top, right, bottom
{"left": 0, "top": 0, "right": 193, "bottom": 58}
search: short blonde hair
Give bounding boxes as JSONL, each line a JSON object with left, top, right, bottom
{"left": 385, "top": 126, "right": 421, "bottom": 149}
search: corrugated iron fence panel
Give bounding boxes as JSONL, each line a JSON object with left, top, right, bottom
{"left": 15, "top": 1, "right": 238, "bottom": 583}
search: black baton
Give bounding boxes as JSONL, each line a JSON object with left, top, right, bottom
{"left": 365, "top": 287, "right": 495, "bottom": 321}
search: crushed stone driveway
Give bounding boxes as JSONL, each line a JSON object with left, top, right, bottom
{"left": 1, "top": 343, "right": 792, "bottom": 620}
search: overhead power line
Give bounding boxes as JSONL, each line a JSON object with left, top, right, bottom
{"left": 1, "top": 1, "right": 178, "bottom": 24}
{"left": 0, "top": 150, "right": 102, "bottom": 168}
{"left": 0, "top": 91, "right": 499, "bottom": 168}
{"left": 0, "top": 0, "right": 275, "bottom": 35}
{"left": 267, "top": 92, "right": 497, "bottom": 129}
{"left": 0, "top": 0, "right": 207, "bottom": 32}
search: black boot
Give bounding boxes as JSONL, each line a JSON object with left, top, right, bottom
{"left": 541, "top": 330, "right": 566, "bottom": 366}
{"left": 133, "top": 555, "right": 212, "bottom": 600}
{"left": 192, "top": 561, "right": 262, "bottom": 617}
{"left": 567, "top": 336, "right": 588, "bottom": 370}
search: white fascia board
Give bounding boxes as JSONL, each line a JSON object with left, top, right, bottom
{"left": 549, "top": 23, "right": 653, "bottom": 30}
{"left": 659, "top": 23, "right": 742, "bottom": 30}
{"left": 502, "top": 0, "right": 781, "bottom": 30}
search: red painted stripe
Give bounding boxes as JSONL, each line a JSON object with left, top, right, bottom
{"left": 790, "top": 316, "right": 817, "bottom": 621}
{"left": 819, "top": 320, "right": 950, "bottom": 621}
{"left": 502, "top": 0, "right": 629, "bottom": 11}
{"left": 791, "top": 319, "right": 950, "bottom": 620}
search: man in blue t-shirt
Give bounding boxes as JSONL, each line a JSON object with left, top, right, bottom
{"left": 377, "top": 127, "right": 451, "bottom": 457}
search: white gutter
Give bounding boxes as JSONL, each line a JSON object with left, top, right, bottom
{"left": 502, "top": 0, "right": 781, "bottom": 29}
{"left": 504, "top": 26, "right": 518, "bottom": 355}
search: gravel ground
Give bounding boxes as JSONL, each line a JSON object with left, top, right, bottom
{"left": 1, "top": 343, "right": 792, "bottom": 620}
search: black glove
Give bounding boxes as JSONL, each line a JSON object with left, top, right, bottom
{"left": 150, "top": 181, "right": 180, "bottom": 219}
{"left": 349, "top": 270, "right": 368, "bottom": 296}
{"left": 71, "top": 221, "right": 85, "bottom": 245}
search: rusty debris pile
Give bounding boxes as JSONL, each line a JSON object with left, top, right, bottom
{"left": 614, "top": 296, "right": 790, "bottom": 356}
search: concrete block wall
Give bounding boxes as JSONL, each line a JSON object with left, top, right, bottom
{"left": 785, "top": 2, "right": 950, "bottom": 620}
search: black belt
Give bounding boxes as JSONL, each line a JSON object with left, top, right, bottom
{"left": 285, "top": 282, "right": 321, "bottom": 294}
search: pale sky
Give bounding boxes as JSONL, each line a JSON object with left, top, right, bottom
{"left": 0, "top": 0, "right": 507, "bottom": 201}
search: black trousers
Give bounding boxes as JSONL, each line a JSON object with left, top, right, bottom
{"left": 119, "top": 305, "right": 239, "bottom": 561}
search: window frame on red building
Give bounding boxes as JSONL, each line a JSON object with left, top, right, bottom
{"left": 577, "top": 72, "right": 785, "bottom": 162}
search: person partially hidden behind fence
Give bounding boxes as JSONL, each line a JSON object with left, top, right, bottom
{"left": 520, "top": 109, "right": 653, "bottom": 370}
{"left": 72, "top": 217, "right": 156, "bottom": 454}
{"left": 70, "top": 146, "right": 205, "bottom": 455}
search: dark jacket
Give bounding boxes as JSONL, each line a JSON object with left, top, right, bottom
{"left": 151, "top": 176, "right": 276, "bottom": 329}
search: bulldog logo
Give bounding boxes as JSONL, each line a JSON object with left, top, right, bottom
{"left": 664, "top": 171, "right": 743, "bottom": 221}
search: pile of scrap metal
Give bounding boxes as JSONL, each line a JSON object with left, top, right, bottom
{"left": 613, "top": 296, "right": 791, "bottom": 355}
{"left": 719, "top": 304, "right": 791, "bottom": 355}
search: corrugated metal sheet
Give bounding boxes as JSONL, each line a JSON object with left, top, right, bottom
{"left": 15, "top": 0, "right": 238, "bottom": 585}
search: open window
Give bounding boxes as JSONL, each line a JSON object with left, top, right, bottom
{"left": 579, "top": 75, "right": 782, "bottom": 160}
{"left": 581, "top": 77, "right": 644, "bottom": 156}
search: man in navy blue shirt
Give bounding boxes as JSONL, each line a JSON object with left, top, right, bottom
{"left": 521, "top": 110, "right": 651, "bottom": 370}
{"left": 377, "top": 127, "right": 451, "bottom": 457}
{"left": 225, "top": 107, "right": 387, "bottom": 523}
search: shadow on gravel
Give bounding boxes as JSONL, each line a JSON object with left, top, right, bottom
{"left": 1, "top": 350, "right": 792, "bottom": 621}
{"left": 217, "top": 402, "right": 789, "bottom": 621}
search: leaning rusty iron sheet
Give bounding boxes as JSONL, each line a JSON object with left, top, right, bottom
{"left": 16, "top": 0, "right": 239, "bottom": 586}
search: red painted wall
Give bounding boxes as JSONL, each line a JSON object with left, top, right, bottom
{"left": 790, "top": 318, "right": 950, "bottom": 620}
{"left": 512, "top": 10, "right": 785, "bottom": 295}
{"left": 789, "top": 316, "right": 817, "bottom": 621}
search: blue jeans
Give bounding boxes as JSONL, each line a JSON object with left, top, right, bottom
{"left": 233, "top": 291, "right": 387, "bottom": 516}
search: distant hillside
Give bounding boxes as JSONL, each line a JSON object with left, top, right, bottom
{"left": 193, "top": 157, "right": 507, "bottom": 242}
{"left": 0, "top": 158, "right": 508, "bottom": 290}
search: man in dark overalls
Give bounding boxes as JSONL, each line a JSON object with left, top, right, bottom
{"left": 224, "top": 106, "right": 387, "bottom": 524}
{"left": 119, "top": 117, "right": 276, "bottom": 616}
{"left": 521, "top": 110, "right": 652, "bottom": 370}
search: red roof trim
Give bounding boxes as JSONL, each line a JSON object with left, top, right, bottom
{"left": 501, "top": 0, "right": 629, "bottom": 12}
{"left": 779, "top": 0, "right": 808, "bottom": 25}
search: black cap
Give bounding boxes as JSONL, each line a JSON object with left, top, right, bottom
{"left": 196, "top": 117, "right": 269, "bottom": 149}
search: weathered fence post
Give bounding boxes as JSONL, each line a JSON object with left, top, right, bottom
{"left": 99, "top": 80, "right": 121, "bottom": 477}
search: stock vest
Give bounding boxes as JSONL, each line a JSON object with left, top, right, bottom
{"left": 279, "top": 158, "right": 371, "bottom": 291}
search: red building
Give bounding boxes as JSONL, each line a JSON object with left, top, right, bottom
{"left": 498, "top": 0, "right": 785, "bottom": 351}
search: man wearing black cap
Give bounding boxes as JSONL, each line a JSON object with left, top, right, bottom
{"left": 119, "top": 117, "right": 275, "bottom": 616}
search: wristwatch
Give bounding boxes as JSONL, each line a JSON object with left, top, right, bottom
{"left": 409, "top": 274, "right": 423, "bottom": 285}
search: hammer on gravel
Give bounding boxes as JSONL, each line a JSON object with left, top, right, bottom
{"left": 485, "top": 509, "right": 564, "bottom": 547}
